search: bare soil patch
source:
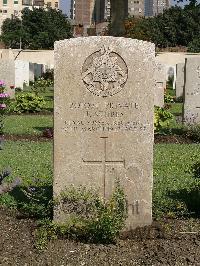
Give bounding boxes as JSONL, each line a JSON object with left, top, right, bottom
{"left": 0, "top": 207, "right": 199, "bottom": 266}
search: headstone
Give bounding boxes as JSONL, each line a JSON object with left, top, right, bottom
{"left": 175, "top": 63, "right": 185, "bottom": 99}
{"left": 154, "top": 62, "right": 166, "bottom": 107}
{"left": 29, "top": 63, "right": 35, "bottom": 82}
{"left": 15, "top": 60, "right": 30, "bottom": 89}
{"left": 183, "top": 58, "right": 200, "bottom": 124}
{"left": 0, "top": 49, "right": 15, "bottom": 60}
{"left": 54, "top": 37, "right": 155, "bottom": 230}
{"left": 0, "top": 59, "right": 15, "bottom": 98}
{"left": 34, "top": 63, "right": 43, "bottom": 79}
{"left": 173, "top": 66, "right": 176, "bottom": 90}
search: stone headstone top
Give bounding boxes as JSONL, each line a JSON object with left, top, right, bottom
{"left": 54, "top": 37, "right": 155, "bottom": 231}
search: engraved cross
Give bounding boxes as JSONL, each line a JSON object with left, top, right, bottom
{"left": 82, "top": 137, "right": 125, "bottom": 198}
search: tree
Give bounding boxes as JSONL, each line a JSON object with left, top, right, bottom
{"left": 1, "top": 18, "right": 24, "bottom": 49}
{"left": 109, "top": 0, "right": 128, "bottom": 36}
{"left": 125, "top": 0, "right": 200, "bottom": 50}
{"left": 1, "top": 8, "right": 72, "bottom": 49}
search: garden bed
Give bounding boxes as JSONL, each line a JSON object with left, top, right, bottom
{"left": 0, "top": 207, "right": 199, "bottom": 265}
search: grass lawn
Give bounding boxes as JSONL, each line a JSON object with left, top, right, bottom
{"left": 0, "top": 141, "right": 199, "bottom": 218}
{"left": 4, "top": 115, "right": 53, "bottom": 135}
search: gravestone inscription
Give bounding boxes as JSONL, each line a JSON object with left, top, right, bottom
{"left": 183, "top": 58, "right": 200, "bottom": 124}
{"left": 54, "top": 37, "right": 155, "bottom": 230}
{"left": 175, "top": 63, "right": 185, "bottom": 99}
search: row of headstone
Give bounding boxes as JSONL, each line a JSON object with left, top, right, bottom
{"left": 15, "top": 61, "right": 47, "bottom": 89}
{"left": 0, "top": 57, "right": 49, "bottom": 98}
{"left": 54, "top": 37, "right": 155, "bottom": 231}
{"left": 175, "top": 58, "right": 200, "bottom": 124}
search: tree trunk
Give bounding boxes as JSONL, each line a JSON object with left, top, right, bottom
{"left": 110, "top": 0, "right": 128, "bottom": 36}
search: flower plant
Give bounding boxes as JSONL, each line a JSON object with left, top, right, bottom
{"left": 0, "top": 81, "right": 10, "bottom": 136}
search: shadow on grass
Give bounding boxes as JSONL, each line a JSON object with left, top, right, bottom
{"left": 168, "top": 187, "right": 200, "bottom": 217}
{"left": 9, "top": 185, "right": 53, "bottom": 219}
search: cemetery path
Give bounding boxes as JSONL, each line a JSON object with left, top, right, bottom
{"left": 0, "top": 207, "right": 200, "bottom": 266}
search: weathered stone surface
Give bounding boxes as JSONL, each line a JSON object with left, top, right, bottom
{"left": 54, "top": 37, "right": 155, "bottom": 230}
{"left": 0, "top": 59, "right": 15, "bottom": 98}
{"left": 183, "top": 58, "right": 200, "bottom": 124}
{"left": 154, "top": 62, "right": 166, "bottom": 107}
{"left": 175, "top": 63, "right": 185, "bottom": 99}
{"left": 15, "top": 60, "right": 30, "bottom": 89}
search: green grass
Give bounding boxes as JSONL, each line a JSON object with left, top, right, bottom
{"left": 0, "top": 141, "right": 200, "bottom": 218}
{"left": 4, "top": 115, "right": 53, "bottom": 135}
{"left": 169, "top": 103, "right": 183, "bottom": 116}
{"left": 154, "top": 144, "right": 200, "bottom": 217}
{"left": 0, "top": 141, "right": 53, "bottom": 182}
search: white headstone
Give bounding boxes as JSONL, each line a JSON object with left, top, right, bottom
{"left": 183, "top": 58, "right": 200, "bottom": 124}
{"left": 54, "top": 37, "right": 155, "bottom": 231}
{"left": 175, "top": 63, "right": 185, "bottom": 99}
{"left": 15, "top": 60, "right": 30, "bottom": 89}
{"left": 0, "top": 59, "right": 15, "bottom": 98}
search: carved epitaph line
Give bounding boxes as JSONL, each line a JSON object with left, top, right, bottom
{"left": 82, "top": 137, "right": 125, "bottom": 198}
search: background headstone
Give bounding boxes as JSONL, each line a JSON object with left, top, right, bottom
{"left": 175, "top": 63, "right": 185, "bottom": 99}
{"left": 154, "top": 62, "right": 166, "bottom": 107}
{"left": 15, "top": 60, "right": 30, "bottom": 89}
{"left": 183, "top": 57, "right": 200, "bottom": 124}
{"left": 34, "top": 63, "right": 43, "bottom": 79}
{"left": 54, "top": 37, "right": 155, "bottom": 230}
{"left": 29, "top": 63, "right": 35, "bottom": 82}
{"left": 0, "top": 59, "right": 15, "bottom": 98}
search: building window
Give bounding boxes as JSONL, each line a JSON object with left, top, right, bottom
{"left": 47, "top": 1, "right": 51, "bottom": 7}
{"left": 14, "top": 0, "right": 18, "bottom": 3}
{"left": 3, "top": 9, "right": 7, "bottom": 13}
{"left": 55, "top": 1, "right": 58, "bottom": 8}
{"left": 3, "top": 0, "right": 7, "bottom": 6}
{"left": 22, "top": 0, "right": 32, "bottom": 5}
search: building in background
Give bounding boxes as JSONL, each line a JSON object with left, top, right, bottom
{"left": 128, "top": 0, "right": 144, "bottom": 17}
{"left": 0, "top": 0, "right": 59, "bottom": 34}
{"left": 153, "top": 0, "right": 170, "bottom": 15}
{"left": 144, "top": 0, "right": 154, "bottom": 16}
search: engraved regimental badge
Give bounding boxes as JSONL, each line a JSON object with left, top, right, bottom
{"left": 82, "top": 45, "right": 128, "bottom": 97}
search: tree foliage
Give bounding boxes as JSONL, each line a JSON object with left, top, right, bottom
{"left": 125, "top": 0, "right": 200, "bottom": 51}
{"left": 1, "top": 8, "right": 72, "bottom": 49}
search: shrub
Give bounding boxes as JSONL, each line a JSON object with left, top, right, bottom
{"left": 41, "top": 69, "right": 54, "bottom": 82}
{"left": 11, "top": 93, "right": 46, "bottom": 113}
{"left": 188, "top": 38, "right": 200, "bottom": 53}
{"left": 184, "top": 124, "right": 200, "bottom": 143}
{"left": 154, "top": 106, "right": 174, "bottom": 132}
{"left": 164, "top": 93, "right": 174, "bottom": 103}
{"left": 32, "top": 77, "right": 53, "bottom": 95}
{"left": 0, "top": 80, "right": 10, "bottom": 135}
{"left": 54, "top": 180, "right": 127, "bottom": 243}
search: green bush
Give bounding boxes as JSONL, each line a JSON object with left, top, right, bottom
{"left": 184, "top": 124, "right": 200, "bottom": 143}
{"left": 32, "top": 78, "right": 53, "bottom": 95}
{"left": 54, "top": 181, "right": 127, "bottom": 243}
{"left": 164, "top": 93, "right": 174, "bottom": 103}
{"left": 154, "top": 106, "right": 174, "bottom": 132}
{"left": 11, "top": 93, "right": 46, "bottom": 113}
{"left": 188, "top": 38, "right": 200, "bottom": 53}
